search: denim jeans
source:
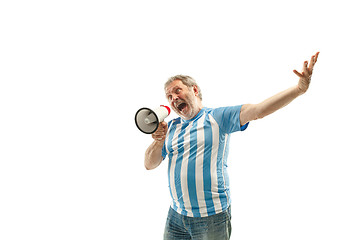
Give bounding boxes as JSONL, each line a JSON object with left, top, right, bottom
{"left": 163, "top": 206, "right": 232, "bottom": 240}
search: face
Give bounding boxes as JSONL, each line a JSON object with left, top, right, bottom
{"left": 165, "top": 80, "right": 202, "bottom": 120}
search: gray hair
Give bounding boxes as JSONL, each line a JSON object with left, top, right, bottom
{"left": 164, "top": 75, "right": 203, "bottom": 100}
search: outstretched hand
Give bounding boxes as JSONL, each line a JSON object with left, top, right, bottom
{"left": 293, "top": 52, "right": 320, "bottom": 94}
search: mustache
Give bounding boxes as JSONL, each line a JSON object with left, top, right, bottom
{"left": 174, "top": 99, "right": 185, "bottom": 105}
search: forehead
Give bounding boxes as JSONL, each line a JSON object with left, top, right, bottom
{"left": 165, "top": 80, "right": 187, "bottom": 95}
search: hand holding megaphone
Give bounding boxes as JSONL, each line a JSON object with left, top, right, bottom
{"left": 152, "top": 121, "right": 168, "bottom": 142}
{"left": 135, "top": 105, "right": 171, "bottom": 134}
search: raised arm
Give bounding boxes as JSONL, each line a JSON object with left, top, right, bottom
{"left": 240, "top": 52, "right": 319, "bottom": 125}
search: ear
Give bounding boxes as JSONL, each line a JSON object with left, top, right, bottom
{"left": 192, "top": 85, "right": 199, "bottom": 97}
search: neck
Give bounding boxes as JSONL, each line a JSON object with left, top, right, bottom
{"left": 183, "top": 102, "right": 203, "bottom": 120}
{"left": 193, "top": 98, "right": 203, "bottom": 117}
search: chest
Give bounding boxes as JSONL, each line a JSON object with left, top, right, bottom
{"left": 165, "top": 115, "right": 220, "bottom": 155}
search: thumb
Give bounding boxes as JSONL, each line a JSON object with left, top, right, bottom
{"left": 160, "top": 121, "right": 168, "bottom": 130}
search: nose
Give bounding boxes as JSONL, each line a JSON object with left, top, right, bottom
{"left": 170, "top": 94, "right": 179, "bottom": 105}
{"left": 173, "top": 94, "right": 179, "bottom": 101}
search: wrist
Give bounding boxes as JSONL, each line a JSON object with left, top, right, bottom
{"left": 296, "top": 85, "right": 306, "bottom": 96}
{"left": 153, "top": 139, "right": 165, "bottom": 146}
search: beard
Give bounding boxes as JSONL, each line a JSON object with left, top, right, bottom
{"left": 173, "top": 96, "right": 199, "bottom": 120}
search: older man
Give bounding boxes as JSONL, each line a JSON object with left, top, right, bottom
{"left": 145, "top": 52, "right": 319, "bottom": 240}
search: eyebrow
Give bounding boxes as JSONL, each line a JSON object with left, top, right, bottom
{"left": 166, "top": 86, "right": 181, "bottom": 96}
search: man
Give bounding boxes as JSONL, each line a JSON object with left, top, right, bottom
{"left": 145, "top": 52, "right": 320, "bottom": 240}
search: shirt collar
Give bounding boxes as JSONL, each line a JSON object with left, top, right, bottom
{"left": 181, "top": 107, "right": 206, "bottom": 123}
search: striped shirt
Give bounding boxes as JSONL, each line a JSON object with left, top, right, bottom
{"left": 161, "top": 106, "right": 249, "bottom": 217}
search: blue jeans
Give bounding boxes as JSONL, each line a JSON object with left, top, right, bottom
{"left": 163, "top": 206, "right": 232, "bottom": 240}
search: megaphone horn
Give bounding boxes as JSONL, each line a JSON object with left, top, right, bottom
{"left": 135, "top": 105, "right": 171, "bottom": 134}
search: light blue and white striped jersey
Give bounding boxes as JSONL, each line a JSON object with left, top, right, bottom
{"left": 162, "top": 105, "right": 249, "bottom": 217}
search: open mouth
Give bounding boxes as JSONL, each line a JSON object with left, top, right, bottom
{"left": 177, "top": 103, "right": 187, "bottom": 112}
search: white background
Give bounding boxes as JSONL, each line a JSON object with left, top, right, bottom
{"left": 1, "top": 0, "right": 359, "bottom": 239}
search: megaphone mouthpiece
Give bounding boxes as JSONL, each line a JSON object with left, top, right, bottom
{"left": 144, "top": 113, "right": 157, "bottom": 124}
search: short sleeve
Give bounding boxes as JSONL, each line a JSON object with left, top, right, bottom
{"left": 212, "top": 105, "right": 249, "bottom": 134}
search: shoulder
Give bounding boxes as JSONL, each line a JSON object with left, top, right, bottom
{"left": 210, "top": 105, "right": 248, "bottom": 133}
{"left": 167, "top": 117, "right": 181, "bottom": 129}
{"left": 211, "top": 105, "right": 243, "bottom": 118}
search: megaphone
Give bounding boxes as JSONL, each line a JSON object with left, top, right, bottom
{"left": 135, "top": 105, "right": 171, "bottom": 134}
